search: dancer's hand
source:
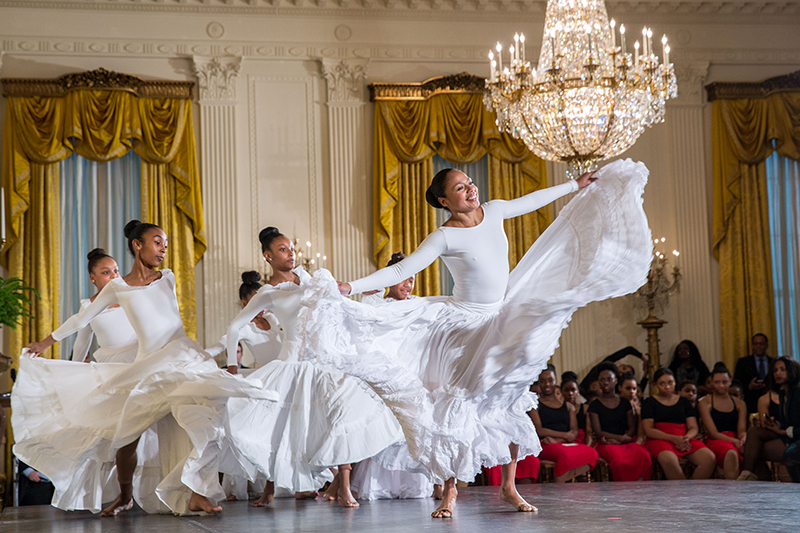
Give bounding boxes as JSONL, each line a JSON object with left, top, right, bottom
{"left": 26, "top": 335, "right": 56, "bottom": 357}
{"left": 363, "top": 289, "right": 381, "bottom": 296}
{"left": 227, "top": 365, "right": 238, "bottom": 375}
{"left": 576, "top": 171, "right": 597, "bottom": 189}
{"left": 337, "top": 282, "right": 352, "bottom": 296}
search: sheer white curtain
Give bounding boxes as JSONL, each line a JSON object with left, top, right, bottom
{"left": 59, "top": 152, "right": 141, "bottom": 360}
{"left": 766, "top": 152, "right": 800, "bottom": 360}
{"left": 432, "top": 154, "right": 489, "bottom": 296}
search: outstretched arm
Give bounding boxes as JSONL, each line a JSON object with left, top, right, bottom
{"left": 498, "top": 172, "right": 596, "bottom": 219}
{"left": 27, "top": 284, "right": 119, "bottom": 356}
{"left": 225, "top": 289, "right": 274, "bottom": 372}
{"left": 345, "top": 231, "right": 447, "bottom": 295}
{"left": 71, "top": 326, "right": 94, "bottom": 362}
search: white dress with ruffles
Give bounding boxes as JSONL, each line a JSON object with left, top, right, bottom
{"left": 225, "top": 267, "right": 404, "bottom": 493}
{"left": 11, "top": 269, "right": 277, "bottom": 514}
{"left": 71, "top": 299, "right": 138, "bottom": 363}
{"left": 295, "top": 159, "right": 653, "bottom": 482}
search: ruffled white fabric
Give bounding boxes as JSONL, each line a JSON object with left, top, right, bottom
{"left": 227, "top": 358, "right": 404, "bottom": 493}
{"left": 296, "top": 159, "right": 652, "bottom": 482}
{"left": 352, "top": 443, "right": 433, "bottom": 501}
{"left": 13, "top": 344, "right": 276, "bottom": 514}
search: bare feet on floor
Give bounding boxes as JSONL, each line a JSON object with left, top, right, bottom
{"left": 251, "top": 491, "right": 274, "bottom": 507}
{"left": 337, "top": 484, "right": 360, "bottom": 508}
{"left": 295, "top": 491, "right": 318, "bottom": 500}
{"left": 432, "top": 484, "right": 443, "bottom": 500}
{"left": 188, "top": 492, "right": 222, "bottom": 514}
{"left": 100, "top": 494, "right": 134, "bottom": 517}
{"left": 431, "top": 486, "right": 457, "bottom": 518}
{"left": 226, "top": 495, "right": 237, "bottom": 501}
{"left": 498, "top": 485, "right": 537, "bottom": 513}
{"left": 322, "top": 474, "right": 340, "bottom": 501}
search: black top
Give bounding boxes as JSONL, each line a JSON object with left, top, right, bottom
{"left": 710, "top": 396, "right": 739, "bottom": 433}
{"left": 588, "top": 397, "right": 632, "bottom": 436}
{"left": 577, "top": 405, "right": 587, "bottom": 431}
{"left": 641, "top": 396, "right": 697, "bottom": 424}
{"left": 538, "top": 401, "right": 570, "bottom": 433}
{"left": 769, "top": 398, "right": 782, "bottom": 422}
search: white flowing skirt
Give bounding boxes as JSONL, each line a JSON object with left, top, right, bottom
{"left": 352, "top": 442, "right": 433, "bottom": 501}
{"left": 11, "top": 336, "right": 277, "bottom": 515}
{"left": 227, "top": 357, "right": 404, "bottom": 493}
{"left": 296, "top": 159, "right": 653, "bottom": 482}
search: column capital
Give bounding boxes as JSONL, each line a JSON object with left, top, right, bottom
{"left": 192, "top": 55, "right": 243, "bottom": 104}
{"left": 671, "top": 61, "right": 710, "bottom": 107}
{"left": 318, "top": 59, "right": 369, "bottom": 104}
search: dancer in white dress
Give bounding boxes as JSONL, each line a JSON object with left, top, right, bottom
{"left": 224, "top": 227, "right": 403, "bottom": 508}
{"left": 71, "top": 248, "right": 138, "bottom": 364}
{"left": 14, "top": 220, "right": 276, "bottom": 516}
{"left": 206, "top": 271, "right": 283, "bottom": 373}
{"left": 353, "top": 252, "right": 434, "bottom": 501}
{"left": 296, "top": 159, "right": 653, "bottom": 517}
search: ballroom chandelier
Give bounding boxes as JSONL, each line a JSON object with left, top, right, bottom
{"left": 484, "top": 0, "right": 677, "bottom": 179}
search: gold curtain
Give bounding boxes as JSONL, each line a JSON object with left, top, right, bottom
{"left": 1, "top": 89, "right": 205, "bottom": 367}
{"left": 374, "top": 93, "right": 550, "bottom": 296}
{"left": 712, "top": 92, "right": 800, "bottom": 369}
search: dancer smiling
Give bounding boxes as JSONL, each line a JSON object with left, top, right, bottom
{"left": 296, "top": 159, "right": 653, "bottom": 517}
{"left": 14, "top": 221, "right": 276, "bottom": 516}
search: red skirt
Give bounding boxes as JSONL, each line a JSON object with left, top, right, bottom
{"left": 539, "top": 443, "right": 598, "bottom": 477}
{"left": 484, "top": 455, "right": 540, "bottom": 485}
{"left": 705, "top": 431, "right": 744, "bottom": 469}
{"left": 596, "top": 442, "right": 652, "bottom": 482}
{"left": 644, "top": 422, "right": 706, "bottom": 459}
{"left": 576, "top": 429, "right": 586, "bottom": 445}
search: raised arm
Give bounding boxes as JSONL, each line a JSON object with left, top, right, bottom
{"left": 225, "top": 288, "right": 274, "bottom": 372}
{"left": 497, "top": 181, "right": 579, "bottom": 219}
{"left": 347, "top": 230, "right": 447, "bottom": 295}
{"left": 27, "top": 283, "right": 119, "bottom": 356}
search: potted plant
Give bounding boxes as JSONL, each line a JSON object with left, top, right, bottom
{"left": 0, "top": 276, "right": 39, "bottom": 372}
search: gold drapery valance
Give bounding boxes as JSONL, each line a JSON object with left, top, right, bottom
{"left": 1, "top": 71, "right": 205, "bottom": 371}
{"left": 372, "top": 74, "right": 550, "bottom": 296}
{"left": 710, "top": 70, "right": 800, "bottom": 369}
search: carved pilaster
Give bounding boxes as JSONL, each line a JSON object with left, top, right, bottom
{"left": 671, "top": 62, "right": 710, "bottom": 107}
{"left": 318, "top": 59, "right": 372, "bottom": 282}
{"left": 192, "top": 56, "right": 243, "bottom": 345}
{"left": 192, "top": 55, "right": 242, "bottom": 103}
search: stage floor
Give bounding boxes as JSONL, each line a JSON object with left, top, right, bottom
{"left": 2, "top": 480, "right": 799, "bottom": 532}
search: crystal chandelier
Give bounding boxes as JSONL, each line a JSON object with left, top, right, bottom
{"left": 484, "top": 0, "right": 677, "bottom": 179}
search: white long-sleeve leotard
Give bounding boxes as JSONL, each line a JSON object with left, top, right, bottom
{"left": 206, "top": 313, "right": 282, "bottom": 368}
{"left": 70, "top": 298, "right": 138, "bottom": 363}
{"left": 225, "top": 267, "right": 308, "bottom": 367}
{"left": 349, "top": 181, "right": 578, "bottom": 303}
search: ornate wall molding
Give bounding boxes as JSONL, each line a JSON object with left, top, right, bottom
{"left": 706, "top": 69, "right": 800, "bottom": 101}
{"left": 370, "top": 72, "right": 485, "bottom": 101}
{"left": 670, "top": 61, "right": 709, "bottom": 106}
{"left": 192, "top": 55, "right": 242, "bottom": 103}
{"left": 3, "top": 0, "right": 800, "bottom": 22}
{"left": 0, "top": 67, "right": 194, "bottom": 98}
{"left": 319, "top": 59, "right": 369, "bottom": 103}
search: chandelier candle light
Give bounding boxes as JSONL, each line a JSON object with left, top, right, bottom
{"left": 485, "top": 0, "right": 677, "bottom": 179}
{"left": 294, "top": 238, "right": 327, "bottom": 272}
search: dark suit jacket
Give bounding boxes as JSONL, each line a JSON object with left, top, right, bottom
{"left": 734, "top": 354, "right": 775, "bottom": 414}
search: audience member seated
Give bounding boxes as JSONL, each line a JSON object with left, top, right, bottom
{"left": 18, "top": 460, "right": 56, "bottom": 506}
{"left": 642, "top": 368, "right": 716, "bottom": 480}
{"left": 619, "top": 373, "right": 642, "bottom": 418}
{"left": 738, "top": 356, "right": 800, "bottom": 480}
{"left": 580, "top": 346, "right": 646, "bottom": 393}
{"left": 562, "top": 374, "right": 591, "bottom": 445}
{"left": 588, "top": 363, "right": 652, "bottom": 481}
{"left": 668, "top": 340, "right": 710, "bottom": 396}
{"left": 530, "top": 368, "right": 598, "bottom": 482}
{"left": 678, "top": 380, "right": 698, "bottom": 409}
{"left": 698, "top": 363, "right": 747, "bottom": 479}
{"left": 729, "top": 381, "right": 745, "bottom": 402}
{"left": 734, "top": 333, "right": 774, "bottom": 414}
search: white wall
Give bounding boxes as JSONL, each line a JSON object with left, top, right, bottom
{"left": 0, "top": 1, "right": 798, "bottom": 378}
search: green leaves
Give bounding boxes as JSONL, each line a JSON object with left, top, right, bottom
{"left": 0, "top": 276, "right": 40, "bottom": 329}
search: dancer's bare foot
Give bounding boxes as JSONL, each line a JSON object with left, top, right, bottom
{"left": 251, "top": 483, "right": 274, "bottom": 507}
{"left": 225, "top": 494, "right": 237, "bottom": 501}
{"left": 431, "top": 483, "right": 457, "bottom": 518}
{"left": 337, "top": 482, "right": 359, "bottom": 508}
{"left": 188, "top": 492, "right": 222, "bottom": 514}
{"left": 499, "top": 485, "right": 537, "bottom": 513}
{"left": 100, "top": 494, "right": 134, "bottom": 517}
{"left": 323, "top": 474, "right": 340, "bottom": 501}
{"left": 432, "top": 484, "right": 443, "bottom": 500}
{"left": 295, "top": 491, "right": 318, "bottom": 500}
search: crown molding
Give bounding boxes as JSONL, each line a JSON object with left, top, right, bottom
{"left": 0, "top": 67, "right": 194, "bottom": 98}
{"left": 706, "top": 69, "right": 800, "bottom": 101}
{"left": 370, "top": 72, "right": 485, "bottom": 101}
{"left": 1, "top": 0, "right": 799, "bottom": 23}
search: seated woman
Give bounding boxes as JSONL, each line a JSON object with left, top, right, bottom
{"left": 667, "top": 340, "right": 710, "bottom": 395}
{"left": 698, "top": 363, "right": 747, "bottom": 480}
{"left": 738, "top": 356, "right": 800, "bottom": 481}
{"left": 642, "top": 368, "right": 716, "bottom": 480}
{"left": 530, "top": 368, "right": 598, "bottom": 482}
{"left": 678, "top": 380, "right": 698, "bottom": 409}
{"left": 561, "top": 374, "right": 591, "bottom": 445}
{"left": 588, "top": 363, "right": 652, "bottom": 481}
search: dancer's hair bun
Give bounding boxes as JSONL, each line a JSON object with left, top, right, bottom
{"left": 426, "top": 168, "right": 454, "bottom": 210}
{"left": 123, "top": 219, "right": 161, "bottom": 255}
{"left": 124, "top": 220, "right": 142, "bottom": 239}
{"left": 241, "top": 270, "right": 262, "bottom": 284}
{"left": 387, "top": 251, "right": 406, "bottom": 267}
{"left": 239, "top": 270, "right": 263, "bottom": 300}
{"left": 258, "top": 226, "right": 283, "bottom": 252}
{"left": 86, "top": 248, "right": 111, "bottom": 273}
